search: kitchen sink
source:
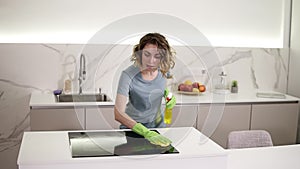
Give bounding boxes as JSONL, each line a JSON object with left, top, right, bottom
{"left": 56, "top": 94, "right": 112, "bottom": 102}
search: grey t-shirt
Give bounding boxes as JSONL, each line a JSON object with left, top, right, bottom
{"left": 117, "top": 65, "right": 166, "bottom": 123}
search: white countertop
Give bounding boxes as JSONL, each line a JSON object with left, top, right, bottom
{"left": 30, "top": 93, "right": 115, "bottom": 108}
{"left": 17, "top": 127, "right": 227, "bottom": 169}
{"left": 175, "top": 91, "right": 299, "bottom": 104}
{"left": 30, "top": 91, "right": 299, "bottom": 108}
{"left": 226, "top": 144, "right": 300, "bottom": 169}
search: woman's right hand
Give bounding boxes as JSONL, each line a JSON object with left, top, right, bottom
{"left": 132, "top": 123, "right": 172, "bottom": 147}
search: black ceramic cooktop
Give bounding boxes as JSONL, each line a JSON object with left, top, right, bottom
{"left": 68, "top": 130, "right": 179, "bottom": 158}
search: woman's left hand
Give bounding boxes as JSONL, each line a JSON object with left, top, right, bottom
{"left": 164, "top": 88, "right": 176, "bottom": 109}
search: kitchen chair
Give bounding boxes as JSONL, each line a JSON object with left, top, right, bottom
{"left": 227, "top": 130, "right": 273, "bottom": 149}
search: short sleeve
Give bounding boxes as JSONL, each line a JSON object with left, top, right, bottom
{"left": 117, "top": 71, "right": 131, "bottom": 97}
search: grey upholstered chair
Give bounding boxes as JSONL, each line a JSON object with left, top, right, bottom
{"left": 227, "top": 130, "right": 273, "bottom": 149}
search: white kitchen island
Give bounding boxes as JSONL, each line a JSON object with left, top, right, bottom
{"left": 17, "top": 127, "right": 228, "bottom": 169}
{"left": 226, "top": 144, "right": 300, "bottom": 169}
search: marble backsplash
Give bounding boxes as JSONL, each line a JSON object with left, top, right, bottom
{"left": 0, "top": 44, "right": 289, "bottom": 169}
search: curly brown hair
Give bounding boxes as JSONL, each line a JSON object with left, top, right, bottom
{"left": 130, "top": 33, "right": 175, "bottom": 77}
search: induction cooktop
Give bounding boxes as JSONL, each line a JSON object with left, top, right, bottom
{"left": 68, "top": 130, "right": 179, "bottom": 158}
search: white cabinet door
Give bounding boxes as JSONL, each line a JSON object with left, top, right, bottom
{"left": 85, "top": 107, "right": 120, "bottom": 130}
{"left": 165, "top": 105, "right": 198, "bottom": 128}
{"left": 30, "top": 108, "right": 85, "bottom": 131}
{"left": 197, "top": 104, "right": 251, "bottom": 148}
{"left": 85, "top": 105, "right": 198, "bottom": 129}
{"left": 251, "top": 103, "right": 299, "bottom": 145}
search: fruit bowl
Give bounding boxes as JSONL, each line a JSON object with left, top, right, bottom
{"left": 177, "top": 91, "right": 203, "bottom": 95}
{"left": 177, "top": 80, "right": 206, "bottom": 95}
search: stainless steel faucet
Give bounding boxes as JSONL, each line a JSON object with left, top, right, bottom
{"left": 78, "top": 54, "right": 86, "bottom": 94}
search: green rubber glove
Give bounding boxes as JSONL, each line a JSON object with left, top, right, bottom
{"left": 164, "top": 88, "right": 176, "bottom": 109}
{"left": 132, "top": 123, "right": 172, "bottom": 147}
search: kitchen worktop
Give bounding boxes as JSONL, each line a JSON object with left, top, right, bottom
{"left": 226, "top": 144, "right": 300, "bottom": 169}
{"left": 30, "top": 91, "right": 299, "bottom": 108}
{"left": 17, "top": 127, "right": 228, "bottom": 169}
{"left": 17, "top": 126, "right": 300, "bottom": 169}
{"left": 30, "top": 92, "right": 115, "bottom": 108}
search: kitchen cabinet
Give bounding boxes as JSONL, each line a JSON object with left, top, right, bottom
{"left": 30, "top": 105, "right": 198, "bottom": 130}
{"left": 251, "top": 103, "right": 299, "bottom": 145}
{"left": 30, "top": 102, "right": 299, "bottom": 148}
{"left": 165, "top": 105, "right": 197, "bottom": 128}
{"left": 30, "top": 108, "right": 85, "bottom": 131}
{"left": 86, "top": 105, "right": 198, "bottom": 129}
{"left": 197, "top": 104, "right": 251, "bottom": 148}
{"left": 30, "top": 107, "right": 120, "bottom": 131}
{"left": 195, "top": 102, "right": 299, "bottom": 148}
{"left": 85, "top": 106, "right": 120, "bottom": 130}
{"left": 29, "top": 93, "right": 299, "bottom": 148}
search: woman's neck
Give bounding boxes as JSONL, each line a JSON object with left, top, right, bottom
{"left": 141, "top": 69, "right": 158, "bottom": 81}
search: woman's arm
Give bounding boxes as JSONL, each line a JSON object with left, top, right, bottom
{"left": 115, "top": 94, "right": 172, "bottom": 147}
{"left": 114, "top": 94, "right": 136, "bottom": 129}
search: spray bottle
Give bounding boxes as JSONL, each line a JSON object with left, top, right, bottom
{"left": 164, "top": 92, "right": 173, "bottom": 124}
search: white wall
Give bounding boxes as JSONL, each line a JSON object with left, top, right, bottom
{"left": 288, "top": 0, "right": 300, "bottom": 143}
{"left": 0, "top": 0, "right": 290, "bottom": 47}
{"left": 289, "top": 0, "right": 300, "bottom": 97}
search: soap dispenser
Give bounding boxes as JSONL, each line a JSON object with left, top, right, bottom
{"left": 219, "top": 71, "right": 227, "bottom": 89}
{"left": 214, "top": 71, "right": 230, "bottom": 94}
{"left": 63, "top": 75, "right": 73, "bottom": 94}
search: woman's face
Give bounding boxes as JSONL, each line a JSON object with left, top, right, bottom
{"left": 141, "top": 43, "right": 162, "bottom": 71}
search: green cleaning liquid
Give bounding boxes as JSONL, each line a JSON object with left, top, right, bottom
{"left": 164, "top": 108, "right": 172, "bottom": 124}
{"left": 164, "top": 92, "right": 173, "bottom": 124}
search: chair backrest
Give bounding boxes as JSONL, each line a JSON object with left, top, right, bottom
{"left": 227, "top": 130, "right": 273, "bottom": 149}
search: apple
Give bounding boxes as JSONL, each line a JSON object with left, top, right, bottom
{"left": 178, "top": 83, "right": 184, "bottom": 91}
{"left": 179, "top": 84, "right": 193, "bottom": 92}
{"left": 186, "top": 85, "right": 193, "bottom": 92}
{"left": 179, "top": 84, "right": 185, "bottom": 91}
{"left": 199, "top": 85, "right": 206, "bottom": 92}
{"left": 192, "top": 82, "right": 200, "bottom": 89}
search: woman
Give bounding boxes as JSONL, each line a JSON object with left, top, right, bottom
{"left": 114, "top": 33, "right": 176, "bottom": 147}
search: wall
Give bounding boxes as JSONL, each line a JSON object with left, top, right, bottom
{"left": 288, "top": 0, "right": 300, "bottom": 143}
{"left": 289, "top": 0, "right": 300, "bottom": 97}
{"left": 0, "top": 44, "right": 289, "bottom": 169}
{"left": 0, "top": 0, "right": 289, "bottom": 47}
